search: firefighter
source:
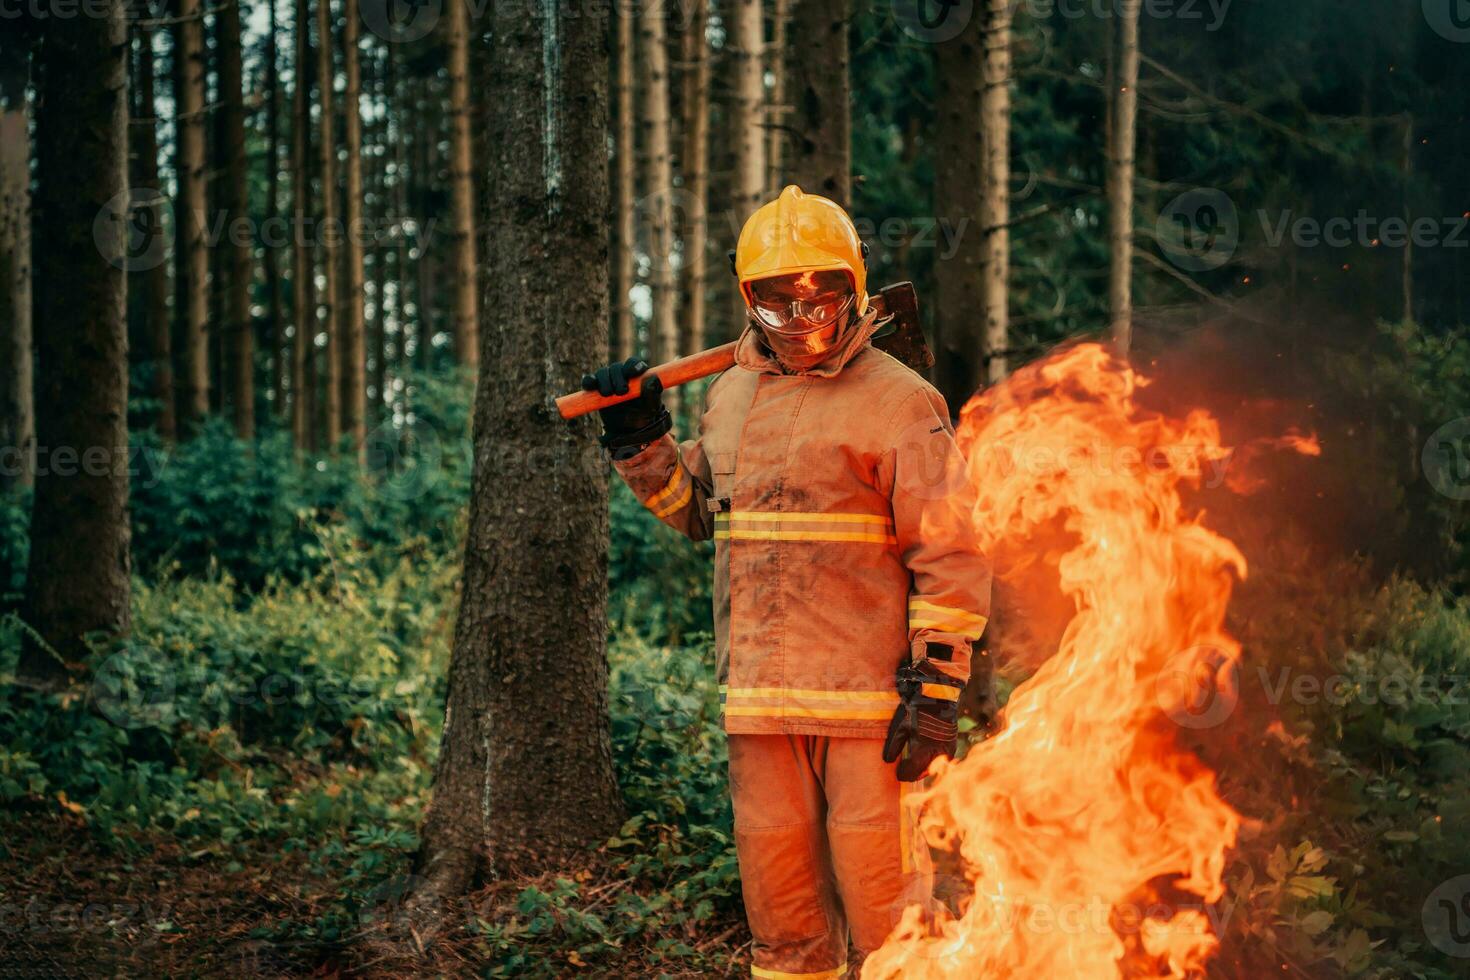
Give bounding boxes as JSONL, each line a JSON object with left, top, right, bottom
{"left": 584, "top": 185, "right": 991, "bottom": 979}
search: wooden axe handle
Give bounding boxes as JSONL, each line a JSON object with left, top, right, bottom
{"left": 555, "top": 342, "right": 739, "bottom": 419}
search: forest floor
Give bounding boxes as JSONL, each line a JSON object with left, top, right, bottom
{"left": 0, "top": 811, "right": 752, "bottom": 978}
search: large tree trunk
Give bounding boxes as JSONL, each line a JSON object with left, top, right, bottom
{"left": 640, "top": 0, "right": 677, "bottom": 366}
{"left": 979, "top": 0, "right": 1010, "bottom": 384}
{"left": 291, "top": 0, "right": 315, "bottom": 452}
{"left": 317, "top": 0, "right": 342, "bottom": 447}
{"left": 340, "top": 0, "right": 366, "bottom": 457}
{"left": 219, "top": 0, "right": 255, "bottom": 439}
{"left": 785, "top": 0, "right": 849, "bottom": 207}
{"left": 416, "top": 0, "right": 623, "bottom": 897}
{"left": 20, "top": 2, "right": 131, "bottom": 688}
{"left": 444, "top": 0, "right": 478, "bottom": 369}
{"left": 1107, "top": 0, "right": 1139, "bottom": 357}
{"left": 611, "top": 0, "right": 636, "bottom": 359}
{"left": 174, "top": 0, "right": 210, "bottom": 430}
{"left": 678, "top": 0, "right": 710, "bottom": 359}
{"left": 0, "top": 35, "right": 34, "bottom": 491}
{"left": 133, "top": 28, "right": 175, "bottom": 443}
{"left": 264, "top": 0, "right": 287, "bottom": 420}
{"left": 932, "top": 19, "right": 985, "bottom": 410}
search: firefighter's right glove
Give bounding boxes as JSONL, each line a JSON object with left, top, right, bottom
{"left": 882, "top": 660, "right": 964, "bottom": 782}
{"left": 581, "top": 356, "right": 672, "bottom": 453}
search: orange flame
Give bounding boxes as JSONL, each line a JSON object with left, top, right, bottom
{"left": 866, "top": 343, "right": 1256, "bottom": 979}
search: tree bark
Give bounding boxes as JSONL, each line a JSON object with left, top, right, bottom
{"left": 678, "top": 0, "right": 710, "bottom": 359}
{"left": 369, "top": 47, "right": 388, "bottom": 423}
{"left": 611, "top": 0, "right": 636, "bottom": 359}
{"left": 341, "top": 0, "right": 366, "bottom": 457}
{"left": 20, "top": 1, "right": 131, "bottom": 687}
{"left": 0, "top": 34, "right": 34, "bottom": 490}
{"left": 785, "top": 0, "right": 849, "bottom": 207}
{"left": 640, "top": 0, "right": 677, "bottom": 366}
{"left": 132, "top": 28, "right": 176, "bottom": 444}
{"left": 317, "top": 0, "right": 342, "bottom": 447}
{"left": 416, "top": 0, "right": 623, "bottom": 896}
{"left": 979, "top": 0, "right": 1010, "bottom": 384}
{"left": 767, "top": 0, "right": 788, "bottom": 194}
{"left": 174, "top": 0, "right": 210, "bottom": 430}
{"left": 219, "top": 0, "right": 255, "bottom": 439}
{"left": 1107, "top": 0, "right": 1139, "bottom": 357}
{"left": 291, "top": 0, "right": 316, "bottom": 452}
{"left": 730, "top": 0, "right": 766, "bottom": 223}
{"left": 445, "top": 0, "right": 478, "bottom": 369}
{"left": 932, "top": 18, "right": 985, "bottom": 410}
{"left": 265, "top": 0, "right": 287, "bottom": 420}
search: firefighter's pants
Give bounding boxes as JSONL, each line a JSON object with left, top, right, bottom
{"left": 728, "top": 734, "right": 932, "bottom": 979}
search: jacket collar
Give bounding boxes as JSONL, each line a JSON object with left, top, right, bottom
{"left": 733, "top": 308, "right": 881, "bottom": 379}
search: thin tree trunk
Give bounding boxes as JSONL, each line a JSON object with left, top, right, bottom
{"left": 730, "top": 0, "right": 766, "bottom": 223}
{"left": 219, "top": 0, "right": 255, "bottom": 438}
{"left": 678, "top": 0, "right": 710, "bottom": 359}
{"left": 1401, "top": 113, "right": 1413, "bottom": 324}
{"left": 0, "top": 35, "right": 35, "bottom": 490}
{"left": 445, "top": 0, "right": 478, "bottom": 369}
{"left": 388, "top": 41, "right": 410, "bottom": 403}
{"left": 979, "top": 0, "right": 1010, "bottom": 384}
{"left": 1107, "top": 0, "right": 1139, "bottom": 357}
{"left": 174, "top": 0, "right": 210, "bottom": 430}
{"left": 785, "top": 0, "right": 849, "bottom": 207}
{"left": 369, "top": 46, "right": 388, "bottom": 424}
{"left": 612, "top": 0, "right": 636, "bottom": 359}
{"left": 291, "top": 0, "right": 315, "bottom": 452}
{"left": 317, "top": 0, "right": 342, "bottom": 447}
{"left": 341, "top": 0, "right": 366, "bottom": 458}
{"left": 20, "top": 1, "right": 131, "bottom": 687}
{"left": 416, "top": 0, "right": 623, "bottom": 897}
{"left": 265, "top": 0, "right": 287, "bottom": 419}
{"left": 133, "top": 27, "right": 176, "bottom": 443}
{"left": 640, "top": 0, "right": 677, "bottom": 367}
{"left": 414, "top": 75, "right": 438, "bottom": 370}
{"left": 932, "top": 18, "right": 985, "bottom": 410}
{"left": 767, "top": 0, "right": 788, "bottom": 193}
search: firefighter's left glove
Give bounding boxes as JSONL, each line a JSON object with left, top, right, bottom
{"left": 582, "top": 356, "right": 672, "bottom": 453}
{"left": 882, "top": 660, "right": 964, "bottom": 782}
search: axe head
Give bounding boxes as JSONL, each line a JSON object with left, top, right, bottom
{"left": 868, "top": 282, "right": 934, "bottom": 374}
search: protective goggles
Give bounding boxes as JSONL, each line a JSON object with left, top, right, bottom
{"left": 746, "top": 270, "right": 856, "bottom": 334}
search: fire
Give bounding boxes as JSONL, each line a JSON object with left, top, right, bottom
{"left": 866, "top": 343, "right": 1257, "bottom": 979}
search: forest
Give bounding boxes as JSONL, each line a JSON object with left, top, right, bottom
{"left": 2, "top": 0, "right": 1470, "bottom": 976}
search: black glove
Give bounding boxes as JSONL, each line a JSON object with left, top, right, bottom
{"left": 882, "top": 659, "right": 964, "bottom": 782}
{"left": 581, "top": 356, "right": 672, "bottom": 452}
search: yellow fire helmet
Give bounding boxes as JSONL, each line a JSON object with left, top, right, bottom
{"left": 734, "top": 185, "right": 869, "bottom": 317}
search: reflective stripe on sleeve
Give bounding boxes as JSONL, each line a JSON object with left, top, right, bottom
{"left": 920, "top": 683, "right": 961, "bottom": 702}
{"left": 907, "top": 599, "right": 989, "bottom": 639}
{"left": 751, "top": 963, "right": 849, "bottom": 979}
{"left": 644, "top": 465, "right": 693, "bottom": 519}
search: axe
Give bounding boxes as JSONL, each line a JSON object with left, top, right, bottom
{"left": 556, "top": 281, "right": 932, "bottom": 420}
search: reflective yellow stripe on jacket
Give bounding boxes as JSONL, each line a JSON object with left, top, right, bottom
{"left": 720, "top": 685, "right": 899, "bottom": 722}
{"left": 715, "top": 511, "right": 896, "bottom": 545}
{"left": 908, "top": 598, "right": 989, "bottom": 639}
{"left": 642, "top": 464, "right": 693, "bottom": 519}
{"left": 751, "top": 964, "right": 848, "bottom": 980}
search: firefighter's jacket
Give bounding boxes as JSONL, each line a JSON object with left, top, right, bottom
{"left": 614, "top": 313, "right": 992, "bottom": 737}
